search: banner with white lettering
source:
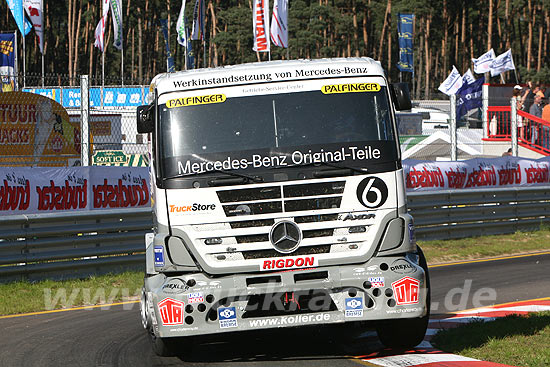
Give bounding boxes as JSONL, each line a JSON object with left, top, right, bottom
{"left": 403, "top": 156, "right": 550, "bottom": 191}
{"left": 0, "top": 167, "right": 150, "bottom": 215}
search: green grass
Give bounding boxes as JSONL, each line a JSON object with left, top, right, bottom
{"left": 419, "top": 228, "right": 550, "bottom": 264}
{"left": 0, "top": 271, "right": 143, "bottom": 316}
{"left": 432, "top": 312, "right": 550, "bottom": 367}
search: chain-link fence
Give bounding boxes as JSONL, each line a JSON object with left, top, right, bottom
{"left": 1, "top": 74, "right": 150, "bottom": 167}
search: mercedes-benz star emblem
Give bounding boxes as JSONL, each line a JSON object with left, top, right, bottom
{"left": 269, "top": 220, "right": 302, "bottom": 254}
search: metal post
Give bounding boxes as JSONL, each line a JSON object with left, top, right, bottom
{"left": 450, "top": 94, "right": 457, "bottom": 161}
{"left": 482, "top": 83, "right": 489, "bottom": 139}
{"left": 80, "top": 75, "right": 90, "bottom": 166}
{"left": 22, "top": 31, "right": 25, "bottom": 88}
{"left": 511, "top": 97, "right": 518, "bottom": 156}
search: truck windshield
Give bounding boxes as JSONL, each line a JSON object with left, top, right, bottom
{"left": 158, "top": 80, "right": 398, "bottom": 178}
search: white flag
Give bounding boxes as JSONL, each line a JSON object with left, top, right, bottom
{"left": 270, "top": 0, "right": 288, "bottom": 48}
{"left": 253, "top": 0, "right": 270, "bottom": 52}
{"left": 93, "top": 0, "right": 110, "bottom": 52}
{"left": 94, "top": 17, "right": 106, "bottom": 52}
{"left": 472, "top": 49, "right": 495, "bottom": 74}
{"left": 23, "top": 0, "right": 43, "bottom": 54}
{"left": 176, "top": 0, "right": 186, "bottom": 46}
{"left": 438, "top": 66, "right": 463, "bottom": 96}
{"left": 109, "top": 0, "right": 123, "bottom": 50}
{"left": 490, "top": 49, "right": 515, "bottom": 77}
{"left": 462, "top": 68, "right": 476, "bottom": 85}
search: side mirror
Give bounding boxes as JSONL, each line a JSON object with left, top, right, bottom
{"left": 137, "top": 104, "right": 153, "bottom": 133}
{"left": 390, "top": 83, "right": 412, "bottom": 111}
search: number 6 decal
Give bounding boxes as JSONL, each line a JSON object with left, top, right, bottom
{"left": 356, "top": 177, "right": 388, "bottom": 208}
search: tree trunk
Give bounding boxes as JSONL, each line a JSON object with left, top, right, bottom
{"left": 537, "top": 5, "right": 543, "bottom": 71}
{"left": 209, "top": 0, "right": 218, "bottom": 66}
{"left": 527, "top": 0, "right": 533, "bottom": 70}
{"left": 138, "top": 17, "right": 142, "bottom": 82}
{"left": 505, "top": 0, "right": 510, "bottom": 49}
{"left": 387, "top": 2, "right": 391, "bottom": 73}
{"left": 73, "top": 0, "right": 82, "bottom": 78}
{"left": 352, "top": 0, "right": 359, "bottom": 57}
{"left": 461, "top": 5, "right": 466, "bottom": 71}
{"left": 377, "top": 0, "right": 391, "bottom": 60}
{"left": 68, "top": 0, "right": 73, "bottom": 83}
{"left": 442, "top": 0, "right": 448, "bottom": 78}
{"left": 488, "top": 0, "right": 493, "bottom": 50}
{"left": 424, "top": 15, "right": 430, "bottom": 98}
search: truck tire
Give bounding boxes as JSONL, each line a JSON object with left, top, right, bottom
{"left": 149, "top": 327, "right": 179, "bottom": 357}
{"left": 375, "top": 247, "right": 430, "bottom": 349}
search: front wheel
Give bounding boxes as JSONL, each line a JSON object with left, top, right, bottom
{"left": 149, "top": 327, "right": 179, "bottom": 357}
{"left": 376, "top": 248, "right": 430, "bottom": 349}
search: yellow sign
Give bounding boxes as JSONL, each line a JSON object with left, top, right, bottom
{"left": 166, "top": 94, "right": 226, "bottom": 108}
{"left": 0, "top": 92, "right": 79, "bottom": 166}
{"left": 321, "top": 83, "right": 381, "bottom": 94}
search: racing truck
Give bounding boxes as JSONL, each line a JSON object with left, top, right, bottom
{"left": 137, "top": 57, "right": 430, "bottom": 356}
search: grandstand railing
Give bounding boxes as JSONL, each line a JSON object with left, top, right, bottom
{"left": 484, "top": 106, "right": 550, "bottom": 155}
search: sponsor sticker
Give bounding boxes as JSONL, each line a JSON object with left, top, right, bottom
{"left": 187, "top": 292, "right": 204, "bottom": 304}
{"left": 157, "top": 298, "right": 185, "bottom": 325}
{"left": 321, "top": 83, "right": 381, "bottom": 94}
{"left": 391, "top": 276, "right": 420, "bottom": 305}
{"left": 260, "top": 255, "right": 318, "bottom": 271}
{"left": 169, "top": 203, "right": 216, "bottom": 214}
{"left": 166, "top": 94, "right": 226, "bottom": 108}
{"left": 390, "top": 259, "right": 416, "bottom": 274}
{"left": 368, "top": 276, "right": 385, "bottom": 288}
{"left": 218, "top": 307, "right": 238, "bottom": 329}
{"left": 161, "top": 278, "right": 189, "bottom": 294}
{"left": 154, "top": 246, "right": 164, "bottom": 267}
{"left": 345, "top": 297, "right": 364, "bottom": 318}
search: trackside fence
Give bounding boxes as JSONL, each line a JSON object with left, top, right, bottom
{"left": 1, "top": 186, "right": 550, "bottom": 283}
{"left": 409, "top": 186, "right": 550, "bottom": 240}
{"left": 0, "top": 208, "right": 151, "bottom": 283}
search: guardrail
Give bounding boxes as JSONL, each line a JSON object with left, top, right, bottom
{"left": 0, "top": 208, "right": 152, "bottom": 283}
{"left": 408, "top": 186, "right": 550, "bottom": 240}
{"left": 1, "top": 186, "right": 550, "bottom": 282}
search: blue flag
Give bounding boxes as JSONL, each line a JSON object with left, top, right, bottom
{"left": 159, "top": 19, "right": 175, "bottom": 72}
{"left": 185, "top": 17, "right": 195, "bottom": 69}
{"left": 5, "top": 0, "right": 32, "bottom": 36}
{"left": 0, "top": 33, "right": 17, "bottom": 91}
{"left": 397, "top": 13, "right": 414, "bottom": 73}
{"left": 456, "top": 76, "right": 485, "bottom": 119}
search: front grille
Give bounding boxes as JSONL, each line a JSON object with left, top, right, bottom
{"left": 242, "top": 245, "right": 331, "bottom": 259}
{"left": 217, "top": 180, "right": 346, "bottom": 217}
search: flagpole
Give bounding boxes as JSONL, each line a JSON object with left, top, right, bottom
{"left": 121, "top": 40, "right": 124, "bottom": 85}
{"left": 22, "top": 30, "right": 25, "bottom": 88}
{"left": 41, "top": 0, "right": 44, "bottom": 87}
{"left": 14, "top": 31, "right": 18, "bottom": 90}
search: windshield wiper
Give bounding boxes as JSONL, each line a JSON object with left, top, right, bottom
{"left": 163, "top": 169, "right": 264, "bottom": 185}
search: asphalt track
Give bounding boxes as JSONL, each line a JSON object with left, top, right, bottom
{"left": 0, "top": 252, "right": 549, "bottom": 367}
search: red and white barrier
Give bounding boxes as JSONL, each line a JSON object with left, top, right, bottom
{"left": 0, "top": 166, "right": 150, "bottom": 214}
{"left": 404, "top": 156, "right": 550, "bottom": 191}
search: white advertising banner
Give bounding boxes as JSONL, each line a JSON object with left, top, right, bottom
{"left": 0, "top": 167, "right": 150, "bottom": 215}
{"left": 403, "top": 156, "right": 550, "bottom": 191}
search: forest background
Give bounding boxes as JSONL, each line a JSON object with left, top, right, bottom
{"left": 1, "top": 0, "right": 549, "bottom": 98}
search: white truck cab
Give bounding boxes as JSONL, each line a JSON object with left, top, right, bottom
{"left": 138, "top": 58, "right": 430, "bottom": 356}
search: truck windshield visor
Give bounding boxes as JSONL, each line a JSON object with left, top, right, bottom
{"left": 158, "top": 77, "right": 398, "bottom": 178}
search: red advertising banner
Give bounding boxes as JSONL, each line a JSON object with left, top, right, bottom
{"left": 0, "top": 166, "right": 150, "bottom": 214}
{"left": 403, "top": 156, "right": 550, "bottom": 191}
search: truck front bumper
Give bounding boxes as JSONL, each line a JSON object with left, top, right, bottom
{"left": 142, "top": 254, "right": 428, "bottom": 338}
